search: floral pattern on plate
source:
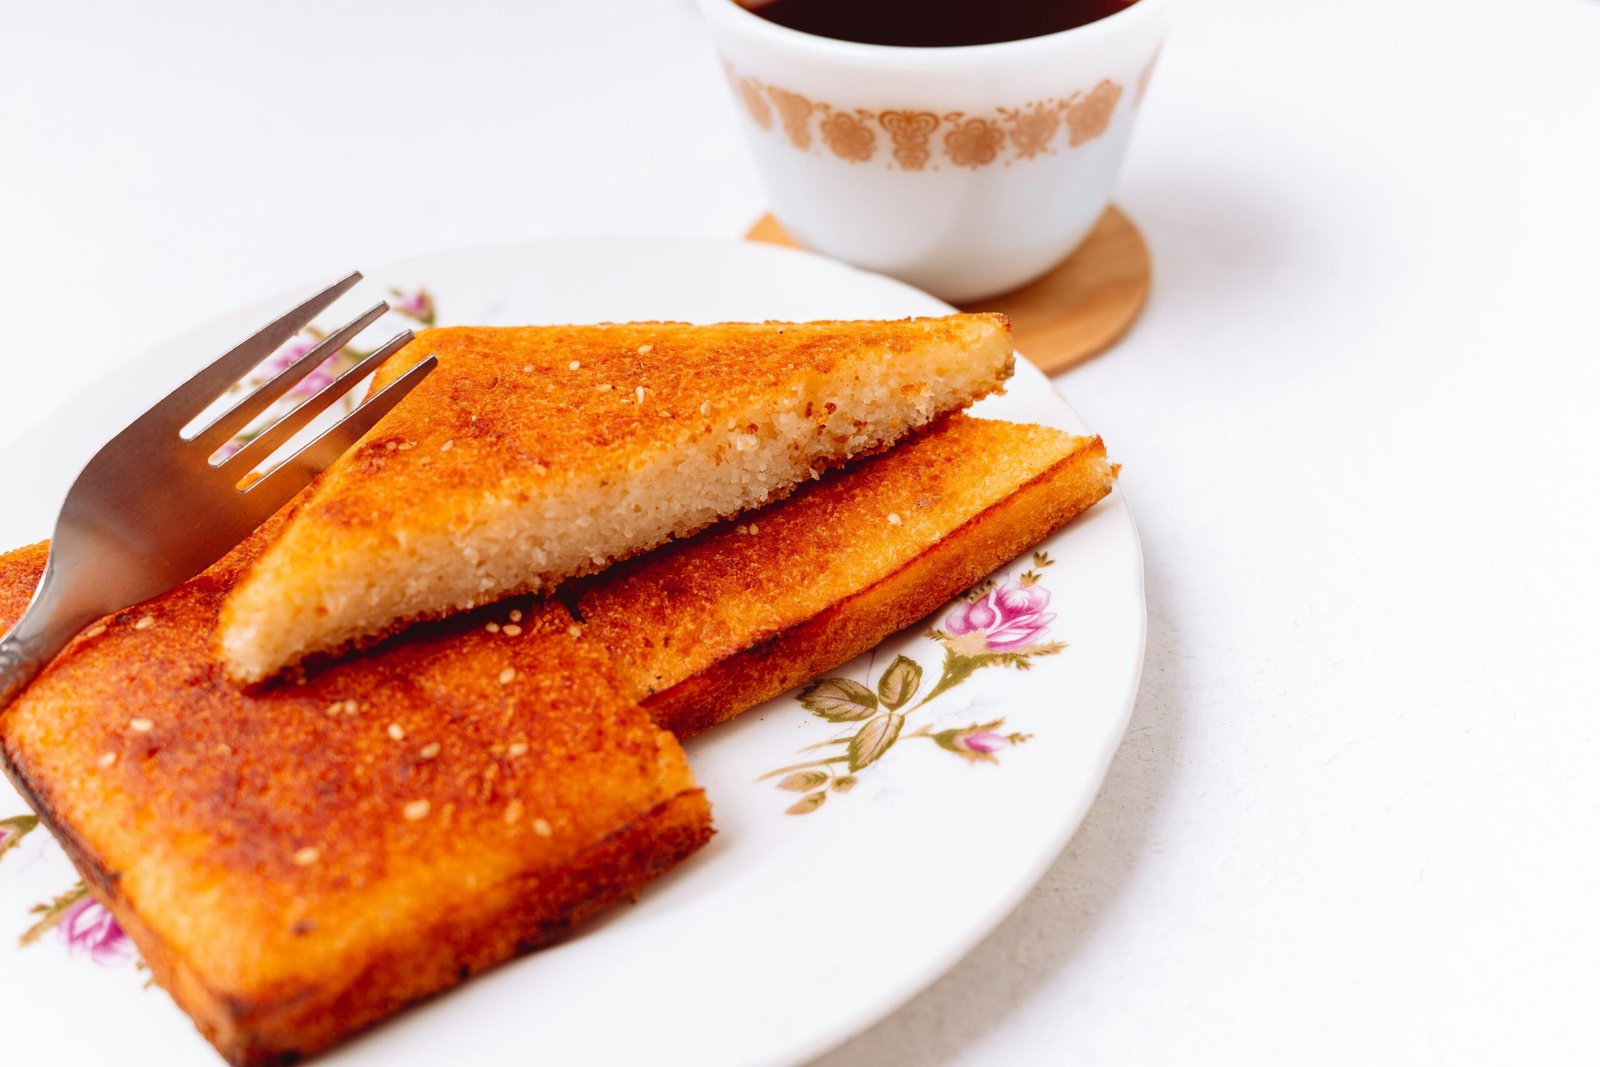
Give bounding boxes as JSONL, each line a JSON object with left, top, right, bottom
{"left": 760, "top": 553, "right": 1065, "bottom": 814}
{"left": 215, "top": 287, "right": 436, "bottom": 459}
{"left": 1, "top": 816, "right": 132, "bottom": 966}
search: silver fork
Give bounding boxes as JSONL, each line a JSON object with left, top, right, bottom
{"left": 0, "top": 272, "right": 436, "bottom": 709}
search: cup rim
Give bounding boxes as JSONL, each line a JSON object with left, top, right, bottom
{"left": 696, "top": 0, "right": 1171, "bottom": 66}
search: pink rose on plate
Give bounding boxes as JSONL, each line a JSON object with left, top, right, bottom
{"left": 60, "top": 896, "right": 132, "bottom": 964}
{"left": 265, "top": 340, "right": 344, "bottom": 400}
{"left": 287, "top": 356, "right": 341, "bottom": 400}
{"left": 931, "top": 720, "right": 1032, "bottom": 764}
{"left": 264, "top": 338, "right": 318, "bottom": 377}
{"left": 0, "top": 814, "right": 38, "bottom": 861}
{"left": 257, "top": 342, "right": 345, "bottom": 404}
{"left": 945, "top": 580, "right": 1055, "bottom": 651}
{"left": 959, "top": 731, "right": 1008, "bottom": 755}
{"left": 390, "top": 287, "right": 436, "bottom": 325}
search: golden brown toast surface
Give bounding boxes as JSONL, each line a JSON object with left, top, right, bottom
{"left": 576, "top": 415, "right": 1114, "bottom": 736}
{"left": 0, "top": 410, "right": 1114, "bottom": 1063}
{"left": 215, "top": 315, "right": 1013, "bottom": 682}
{"left": 361, "top": 317, "right": 1012, "bottom": 479}
{"left": 0, "top": 529, "right": 711, "bottom": 1066}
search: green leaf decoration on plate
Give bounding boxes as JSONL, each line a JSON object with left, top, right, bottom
{"left": 777, "top": 769, "right": 831, "bottom": 792}
{"left": 798, "top": 677, "right": 878, "bottom": 721}
{"left": 0, "top": 813, "right": 39, "bottom": 863}
{"left": 786, "top": 791, "right": 827, "bottom": 815}
{"left": 848, "top": 713, "right": 904, "bottom": 772}
{"left": 20, "top": 882, "right": 88, "bottom": 947}
{"left": 876, "top": 654, "right": 922, "bottom": 710}
{"left": 762, "top": 563, "right": 1069, "bottom": 814}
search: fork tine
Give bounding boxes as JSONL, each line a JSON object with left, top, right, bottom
{"left": 223, "top": 330, "right": 414, "bottom": 474}
{"left": 146, "top": 272, "right": 363, "bottom": 434}
{"left": 192, "top": 300, "right": 388, "bottom": 450}
{"left": 240, "top": 354, "right": 437, "bottom": 511}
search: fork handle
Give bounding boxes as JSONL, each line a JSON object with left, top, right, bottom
{"left": 0, "top": 576, "right": 97, "bottom": 713}
{"left": 0, "top": 634, "right": 48, "bottom": 710}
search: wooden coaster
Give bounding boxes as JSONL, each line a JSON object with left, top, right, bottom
{"left": 745, "top": 205, "right": 1151, "bottom": 375}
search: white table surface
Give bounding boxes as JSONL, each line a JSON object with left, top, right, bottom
{"left": 3, "top": 0, "right": 1599, "bottom": 1063}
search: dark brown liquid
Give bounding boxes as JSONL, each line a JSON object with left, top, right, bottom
{"left": 745, "top": 0, "right": 1137, "bottom": 47}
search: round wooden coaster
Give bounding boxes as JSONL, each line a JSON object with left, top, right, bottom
{"left": 745, "top": 205, "right": 1151, "bottom": 376}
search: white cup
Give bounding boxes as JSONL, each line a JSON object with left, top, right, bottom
{"left": 698, "top": 0, "right": 1173, "bottom": 302}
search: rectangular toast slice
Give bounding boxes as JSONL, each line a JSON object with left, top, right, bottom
{"left": 0, "top": 529, "right": 711, "bottom": 1067}
{"left": 0, "top": 412, "right": 1110, "bottom": 1062}
{"left": 216, "top": 315, "right": 1015, "bottom": 683}
{"left": 574, "top": 414, "right": 1115, "bottom": 736}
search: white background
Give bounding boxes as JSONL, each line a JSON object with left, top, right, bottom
{"left": 3, "top": 0, "right": 1599, "bottom": 1063}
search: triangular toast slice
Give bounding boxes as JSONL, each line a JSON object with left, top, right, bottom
{"left": 0, "top": 530, "right": 711, "bottom": 1067}
{"left": 216, "top": 316, "right": 1014, "bottom": 682}
{"left": 574, "top": 414, "right": 1114, "bottom": 736}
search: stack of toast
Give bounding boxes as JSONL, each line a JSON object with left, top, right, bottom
{"left": 0, "top": 314, "right": 1114, "bottom": 1065}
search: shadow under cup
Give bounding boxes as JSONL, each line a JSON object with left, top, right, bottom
{"left": 698, "top": 0, "right": 1173, "bottom": 303}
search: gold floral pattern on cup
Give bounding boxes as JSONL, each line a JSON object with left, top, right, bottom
{"left": 766, "top": 86, "right": 816, "bottom": 150}
{"left": 818, "top": 109, "right": 877, "bottom": 163}
{"left": 944, "top": 116, "right": 1007, "bottom": 169}
{"left": 1136, "top": 48, "right": 1161, "bottom": 103}
{"left": 726, "top": 69, "right": 1127, "bottom": 169}
{"left": 878, "top": 110, "right": 941, "bottom": 171}
{"left": 999, "top": 101, "right": 1064, "bottom": 160}
{"left": 1065, "top": 80, "right": 1122, "bottom": 146}
{"left": 737, "top": 76, "right": 773, "bottom": 130}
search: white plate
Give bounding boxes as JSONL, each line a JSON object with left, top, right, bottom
{"left": 0, "top": 238, "right": 1144, "bottom": 1067}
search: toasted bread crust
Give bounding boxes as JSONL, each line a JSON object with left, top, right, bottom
{"left": 0, "top": 540, "right": 47, "bottom": 619}
{"left": 216, "top": 315, "right": 1014, "bottom": 682}
{"left": 575, "top": 416, "right": 1114, "bottom": 736}
{"left": 0, "top": 531, "right": 711, "bottom": 1067}
{"left": 202, "top": 789, "right": 710, "bottom": 1066}
{"left": 641, "top": 444, "right": 1109, "bottom": 735}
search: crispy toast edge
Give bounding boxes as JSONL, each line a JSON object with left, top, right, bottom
{"left": 639, "top": 438, "right": 1114, "bottom": 737}
{"left": 199, "top": 788, "right": 712, "bottom": 1066}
